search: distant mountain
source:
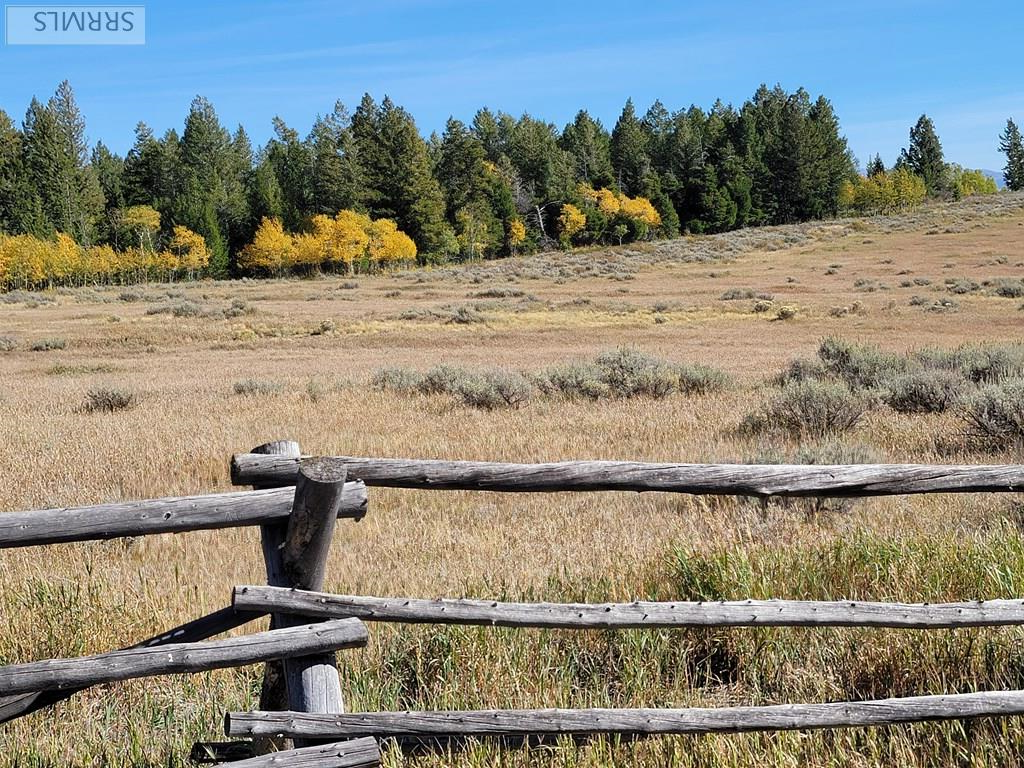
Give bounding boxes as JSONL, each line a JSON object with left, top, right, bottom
{"left": 982, "top": 169, "right": 1006, "bottom": 189}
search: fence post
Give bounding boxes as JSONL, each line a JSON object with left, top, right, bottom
{"left": 250, "top": 442, "right": 348, "bottom": 748}
{"left": 249, "top": 440, "right": 301, "bottom": 750}
{"left": 280, "top": 458, "right": 348, "bottom": 728}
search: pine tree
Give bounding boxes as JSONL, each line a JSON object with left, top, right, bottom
{"left": 0, "top": 110, "right": 32, "bottom": 235}
{"left": 47, "top": 81, "right": 105, "bottom": 244}
{"left": 375, "top": 98, "right": 453, "bottom": 258}
{"left": 21, "top": 98, "right": 63, "bottom": 236}
{"left": 999, "top": 118, "right": 1024, "bottom": 191}
{"left": 90, "top": 141, "right": 125, "bottom": 244}
{"left": 309, "top": 101, "right": 364, "bottom": 215}
{"left": 350, "top": 93, "right": 385, "bottom": 214}
{"left": 802, "top": 95, "right": 855, "bottom": 219}
{"left": 247, "top": 153, "right": 283, "bottom": 228}
{"left": 178, "top": 96, "right": 236, "bottom": 275}
{"left": 610, "top": 99, "right": 651, "bottom": 196}
{"left": 265, "top": 117, "right": 313, "bottom": 231}
{"left": 509, "top": 115, "right": 573, "bottom": 203}
{"left": 436, "top": 117, "right": 488, "bottom": 218}
{"left": 902, "top": 115, "right": 947, "bottom": 196}
{"left": 560, "top": 110, "right": 613, "bottom": 187}
{"left": 866, "top": 154, "right": 885, "bottom": 177}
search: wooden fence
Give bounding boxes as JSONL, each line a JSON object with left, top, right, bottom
{"left": 2, "top": 441, "right": 1024, "bottom": 766}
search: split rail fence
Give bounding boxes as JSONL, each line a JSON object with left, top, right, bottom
{"left": 2, "top": 442, "right": 1024, "bottom": 765}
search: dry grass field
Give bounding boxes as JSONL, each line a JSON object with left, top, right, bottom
{"left": 3, "top": 192, "right": 1024, "bottom": 766}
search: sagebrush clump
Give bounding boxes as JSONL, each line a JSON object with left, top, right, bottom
{"left": 884, "top": 370, "right": 965, "bottom": 414}
{"left": 372, "top": 348, "right": 729, "bottom": 409}
{"left": 232, "top": 379, "right": 284, "bottom": 396}
{"left": 961, "top": 381, "right": 1024, "bottom": 451}
{"left": 81, "top": 387, "right": 136, "bottom": 413}
{"left": 742, "top": 380, "right": 870, "bottom": 438}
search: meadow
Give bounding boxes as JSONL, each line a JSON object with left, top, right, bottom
{"left": 2, "top": 192, "right": 1024, "bottom": 766}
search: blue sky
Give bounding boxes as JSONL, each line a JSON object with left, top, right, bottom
{"left": 1, "top": 0, "right": 1021, "bottom": 170}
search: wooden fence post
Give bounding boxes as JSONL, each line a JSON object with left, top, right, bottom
{"left": 280, "top": 458, "right": 348, "bottom": 742}
{"left": 250, "top": 440, "right": 301, "bottom": 748}
{"left": 251, "top": 442, "right": 349, "bottom": 747}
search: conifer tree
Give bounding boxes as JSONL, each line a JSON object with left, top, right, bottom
{"left": 999, "top": 118, "right": 1024, "bottom": 191}
{"left": 560, "top": 110, "right": 613, "bottom": 187}
{"left": 901, "top": 115, "right": 947, "bottom": 196}
{"left": 610, "top": 99, "right": 651, "bottom": 196}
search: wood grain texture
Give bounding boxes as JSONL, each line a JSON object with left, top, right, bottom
{"left": 0, "top": 617, "right": 367, "bottom": 696}
{"left": 283, "top": 459, "right": 348, "bottom": 592}
{"left": 280, "top": 459, "right": 350, "bottom": 742}
{"left": 0, "top": 606, "right": 263, "bottom": 724}
{"left": 230, "top": 454, "right": 1024, "bottom": 498}
{"left": 205, "top": 737, "right": 379, "bottom": 767}
{"left": 232, "top": 587, "right": 1024, "bottom": 630}
{"left": 252, "top": 440, "right": 304, "bottom": 735}
{"left": 225, "top": 691, "right": 1024, "bottom": 738}
{"left": 0, "top": 483, "right": 366, "bottom": 549}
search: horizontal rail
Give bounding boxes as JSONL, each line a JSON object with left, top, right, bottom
{"left": 208, "top": 737, "right": 380, "bottom": 767}
{"left": 231, "top": 454, "right": 1024, "bottom": 498}
{"left": 226, "top": 690, "right": 1024, "bottom": 738}
{"left": 0, "top": 482, "right": 367, "bottom": 549}
{"left": 233, "top": 586, "right": 1024, "bottom": 630}
{"left": 0, "top": 605, "right": 265, "bottom": 724}
{"left": 0, "top": 617, "right": 366, "bottom": 696}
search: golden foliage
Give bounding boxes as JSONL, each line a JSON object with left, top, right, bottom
{"left": 168, "top": 226, "right": 210, "bottom": 273}
{"left": 0, "top": 226, "right": 211, "bottom": 290}
{"left": 558, "top": 203, "right": 587, "bottom": 243}
{"left": 840, "top": 169, "right": 927, "bottom": 215}
{"left": 238, "top": 210, "right": 416, "bottom": 276}
{"left": 618, "top": 194, "right": 661, "bottom": 227}
{"left": 577, "top": 184, "right": 661, "bottom": 231}
{"left": 508, "top": 218, "right": 526, "bottom": 249}
{"left": 238, "top": 217, "right": 294, "bottom": 274}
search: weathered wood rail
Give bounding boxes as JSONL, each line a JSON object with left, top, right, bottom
{"left": 0, "top": 617, "right": 366, "bottom": 696}
{"left": 231, "top": 453, "right": 1024, "bottom": 498}
{"left": 0, "top": 483, "right": 366, "bottom": 549}
{"left": 0, "top": 605, "right": 263, "bottom": 724}
{"left": 211, "top": 737, "right": 380, "bottom": 768}
{"left": 233, "top": 586, "right": 1024, "bottom": 630}
{"left": 4, "top": 443, "right": 1024, "bottom": 764}
{"left": 225, "top": 691, "right": 1024, "bottom": 739}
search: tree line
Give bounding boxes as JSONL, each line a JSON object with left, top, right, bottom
{"left": 0, "top": 81, "right": 1011, "bottom": 288}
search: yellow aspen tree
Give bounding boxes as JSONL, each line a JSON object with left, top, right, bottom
{"left": 619, "top": 195, "right": 661, "bottom": 228}
{"left": 239, "top": 217, "right": 293, "bottom": 275}
{"left": 121, "top": 205, "right": 161, "bottom": 252}
{"left": 507, "top": 218, "right": 526, "bottom": 253}
{"left": 330, "top": 210, "right": 371, "bottom": 272}
{"left": 169, "top": 225, "right": 210, "bottom": 276}
{"left": 557, "top": 203, "right": 587, "bottom": 246}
